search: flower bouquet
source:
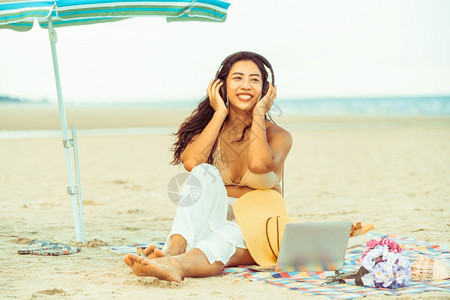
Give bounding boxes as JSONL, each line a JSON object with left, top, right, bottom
{"left": 325, "top": 238, "right": 411, "bottom": 288}
{"left": 356, "top": 238, "right": 411, "bottom": 288}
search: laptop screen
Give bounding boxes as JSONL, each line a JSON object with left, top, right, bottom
{"left": 275, "top": 221, "right": 352, "bottom": 272}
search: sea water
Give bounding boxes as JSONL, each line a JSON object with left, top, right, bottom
{"left": 272, "top": 96, "right": 450, "bottom": 117}
{"left": 80, "top": 95, "right": 450, "bottom": 117}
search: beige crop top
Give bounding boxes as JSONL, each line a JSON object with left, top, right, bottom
{"left": 212, "top": 135, "right": 280, "bottom": 190}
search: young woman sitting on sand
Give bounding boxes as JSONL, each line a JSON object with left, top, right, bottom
{"left": 124, "top": 51, "right": 293, "bottom": 282}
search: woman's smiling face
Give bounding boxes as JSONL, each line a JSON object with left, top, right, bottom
{"left": 226, "top": 60, "right": 263, "bottom": 112}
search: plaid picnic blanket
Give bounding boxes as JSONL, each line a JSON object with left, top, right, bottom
{"left": 223, "top": 233, "right": 450, "bottom": 298}
{"left": 101, "top": 233, "right": 449, "bottom": 298}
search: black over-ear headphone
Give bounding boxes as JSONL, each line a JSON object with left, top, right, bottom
{"left": 214, "top": 51, "right": 275, "bottom": 106}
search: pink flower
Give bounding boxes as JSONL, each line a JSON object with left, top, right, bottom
{"left": 363, "top": 238, "right": 403, "bottom": 258}
{"left": 365, "top": 239, "right": 379, "bottom": 251}
{"left": 384, "top": 239, "right": 402, "bottom": 253}
{"left": 387, "top": 240, "right": 396, "bottom": 251}
{"left": 364, "top": 239, "right": 382, "bottom": 259}
{"left": 379, "top": 238, "right": 390, "bottom": 246}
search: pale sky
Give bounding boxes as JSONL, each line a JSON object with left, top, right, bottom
{"left": 0, "top": 0, "right": 449, "bottom": 103}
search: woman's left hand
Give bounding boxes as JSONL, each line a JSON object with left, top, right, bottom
{"left": 253, "top": 84, "right": 277, "bottom": 116}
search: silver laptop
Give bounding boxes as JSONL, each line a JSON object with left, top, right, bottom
{"left": 249, "top": 221, "right": 352, "bottom": 272}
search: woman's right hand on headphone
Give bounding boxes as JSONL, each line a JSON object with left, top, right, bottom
{"left": 207, "top": 79, "right": 228, "bottom": 115}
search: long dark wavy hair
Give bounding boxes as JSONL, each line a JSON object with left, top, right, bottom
{"left": 171, "top": 51, "right": 274, "bottom": 165}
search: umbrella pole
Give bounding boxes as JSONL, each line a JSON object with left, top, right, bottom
{"left": 47, "top": 16, "right": 86, "bottom": 244}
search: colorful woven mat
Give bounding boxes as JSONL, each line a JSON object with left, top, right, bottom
{"left": 222, "top": 233, "right": 450, "bottom": 299}
{"left": 99, "top": 242, "right": 165, "bottom": 254}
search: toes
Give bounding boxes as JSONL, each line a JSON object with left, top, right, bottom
{"left": 144, "top": 244, "right": 157, "bottom": 256}
{"left": 144, "top": 244, "right": 166, "bottom": 259}
{"left": 124, "top": 254, "right": 134, "bottom": 267}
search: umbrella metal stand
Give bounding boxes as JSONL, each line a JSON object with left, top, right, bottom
{"left": 47, "top": 16, "right": 86, "bottom": 244}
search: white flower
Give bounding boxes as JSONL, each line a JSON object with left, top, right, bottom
{"left": 362, "top": 255, "right": 375, "bottom": 271}
{"left": 381, "top": 264, "right": 394, "bottom": 288}
{"left": 381, "top": 245, "right": 389, "bottom": 260}
{"left": 384, "top": 252, "right": 397, "bottom": 269}
{"left": 361, "top": 272, "right": 375, "bottom": 287}
{"left": 371, "top": 245, "right": 384, "bottom": 258}
{"left": 396, "top": 255, "right": 410, "bottom": 269}
{"left": 372, "top": 263, "right": 385, "bottom": 283}
{"left": 393, "top": 265, "right": 407, "bottom": 286}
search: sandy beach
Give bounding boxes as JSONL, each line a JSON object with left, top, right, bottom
{"left": 0, "top": 103, "right": 449, "bottom": 299}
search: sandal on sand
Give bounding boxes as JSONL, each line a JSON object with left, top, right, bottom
{"left": 17, "top": 240, "right": 81, "bottom": 256}
{"left": 350, "top": 222, "right": 375, "bottom": 237}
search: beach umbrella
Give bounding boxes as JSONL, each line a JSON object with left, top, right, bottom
{"left": 0, "top": 0, "right": 231, "bottom": 243}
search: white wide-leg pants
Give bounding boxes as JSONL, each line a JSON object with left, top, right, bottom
{"left": 162, "top": 163, "right": 247, "bottom": 264}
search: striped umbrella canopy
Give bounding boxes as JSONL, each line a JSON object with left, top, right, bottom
{"left": 0, "top": 0, "right": 231, "bottom": 244}
{"left": 0, "top": 0, "right": 230, "bottom": 31}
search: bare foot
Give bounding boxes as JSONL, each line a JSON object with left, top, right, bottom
{"left": 124, "top": 254, "right": 183, "bottom": 283}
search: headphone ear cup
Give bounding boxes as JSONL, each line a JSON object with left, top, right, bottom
{"left": 219, "top": 85, "right": 225, "bottom": 100}
{"left": 262, "top": 81, "right": 269, "bottom": 98}
{"left": 219, "top": 81, "right": 228, "bottom": 106}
